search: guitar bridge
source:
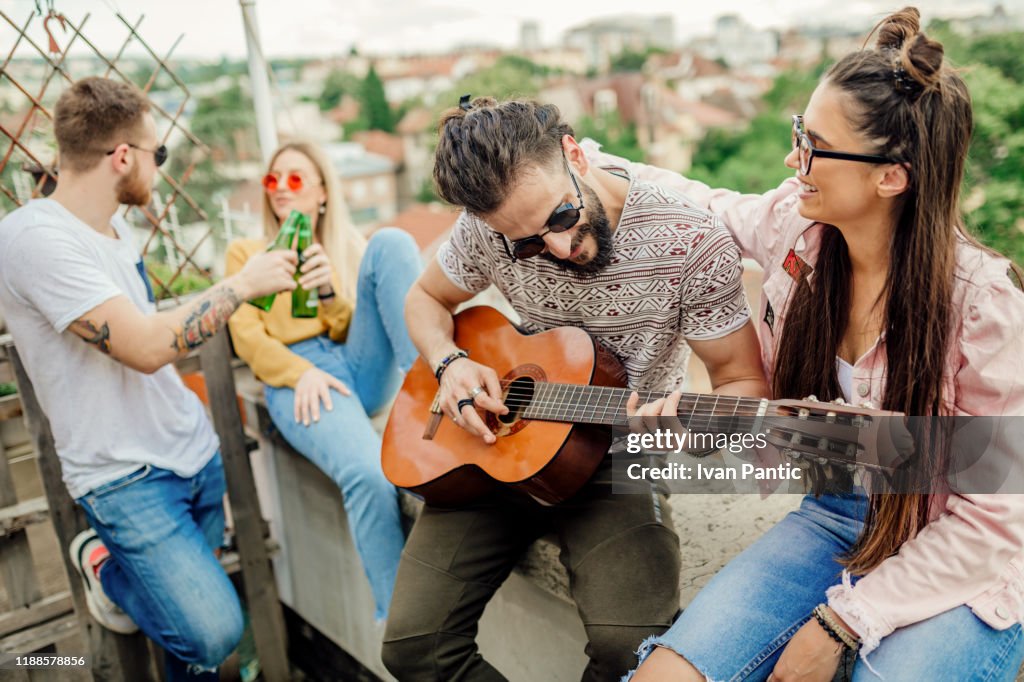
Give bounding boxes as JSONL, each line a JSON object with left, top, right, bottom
{"left": 423, "top": 391, "right": 444, "bottom": 440}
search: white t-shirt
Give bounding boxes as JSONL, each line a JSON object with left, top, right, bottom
{"left": 0, "top": 199, "right": 218, "bottom": 498}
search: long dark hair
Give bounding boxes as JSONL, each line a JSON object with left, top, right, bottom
{"left": 773, "top": 7, "right": 1022, "bottom": 573}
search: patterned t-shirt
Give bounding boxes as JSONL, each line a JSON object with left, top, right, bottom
{"left": 436, "top": 174, "right": 751, "bottom": 392}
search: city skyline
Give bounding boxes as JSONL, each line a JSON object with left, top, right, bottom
{"left": 0, "top": 0, "right": 1017, "bottom": 60}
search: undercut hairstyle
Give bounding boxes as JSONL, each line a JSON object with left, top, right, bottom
{"left": 433, "top": 96, "right": 574, "bottom": 215}
{"left": 53, "top": 77, "right": 151, "bottom": 173}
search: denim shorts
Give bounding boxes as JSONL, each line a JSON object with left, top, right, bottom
{"left": 624, "top": 492, "right": 1024, "bottom": 681}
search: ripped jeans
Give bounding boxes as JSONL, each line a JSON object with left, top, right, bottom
{"left": 624, "top": 492, "right": 1024, "bottom": 681}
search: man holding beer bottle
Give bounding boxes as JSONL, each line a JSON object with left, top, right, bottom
{"left": 0, "top": 77, "right": 295, "bottom": 681}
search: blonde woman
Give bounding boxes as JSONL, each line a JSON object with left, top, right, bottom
{"left": 226, "top": 141, "right": 421, "bottom": 621}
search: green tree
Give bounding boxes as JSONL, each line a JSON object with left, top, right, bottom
{"left": 439, "top": 55, "right": 549, "bottom": 107}
{"left": 961, "top": 63, "right": 1024, "bottom": 266}
{"left": 318, "top": 68, "right": 361, "bottom": 111}
{"left": 168, "top": 80, "right": 257, "bottom": 224}
{"left": 575, "top": 111, "right": 644, "bottom": 161}
{"left": 965, "top": 32, "right": 1024, "bottom": 82}
{"left": 688, "top": 66, "right": 820, "bottom": 194}
{"left": 361, "top": 65, "right": 394, "bottom": 132}
{"left": 609, "top": 46, "right": 666, "bottom": 73}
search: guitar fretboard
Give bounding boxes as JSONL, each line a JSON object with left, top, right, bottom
{"left": 514, "top": 383, "right": 765, "bottom": 431}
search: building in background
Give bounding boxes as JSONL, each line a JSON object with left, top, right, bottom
{"left": 564, "top": 15, "right": 675, "bottom": 73}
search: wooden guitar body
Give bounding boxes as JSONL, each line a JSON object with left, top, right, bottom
{"left": 381, "top": 306, "right": 626, "bottom": 506}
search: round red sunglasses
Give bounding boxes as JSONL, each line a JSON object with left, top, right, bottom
{"left": 261, "top": 172, "right": 308, "bottom": 192}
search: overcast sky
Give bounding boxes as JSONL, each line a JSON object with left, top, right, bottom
{"left": 0, "top": 0, "right": 1014, "bottom": 60}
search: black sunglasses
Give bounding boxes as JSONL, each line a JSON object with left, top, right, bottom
{"left": 791, "top": 115, "right": 894, "bottom": 176}
{"left": 106, "top": 142, "right": 168, "bottom": 168}
{"left": 502, "top": 153, "right": 585, "bottom": 262}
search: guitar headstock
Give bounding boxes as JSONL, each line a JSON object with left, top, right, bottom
{"left": 764, "top": 397, "right": 911, "bottom": 473}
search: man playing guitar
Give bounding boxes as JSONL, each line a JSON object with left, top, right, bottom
{"left": 381, "top": 95, "right": 768, "bottom": 682}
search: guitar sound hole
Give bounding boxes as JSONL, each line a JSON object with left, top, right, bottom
{"left": 501, "top": 377, "right": 536, "bottom": 424}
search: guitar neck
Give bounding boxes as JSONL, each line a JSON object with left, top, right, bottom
{"left": 519, "top": 383, "right": 767, "bottom": 431}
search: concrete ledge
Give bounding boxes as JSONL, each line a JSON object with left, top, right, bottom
{"left": 244, "top": 388, "right": 799, "bottom": 680}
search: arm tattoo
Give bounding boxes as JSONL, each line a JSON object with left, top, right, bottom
{"left": 72, "top": 319, "right": 112, "bottom": 355}
{"left": 170, "top": 285, "right": 243, "bottom": 353}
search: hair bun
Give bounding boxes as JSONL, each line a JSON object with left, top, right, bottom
{"left": 901, "top": 32, "right": 944, "bottom": 89}
{"left": 876, "top": 6, "right": 921, "bottom": 50}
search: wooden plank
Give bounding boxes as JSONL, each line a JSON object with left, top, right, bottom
{"left": 0, "top": 496, "right": 49, "bottom": 536}
{"left": 0, "top": 426, "right": 41, "bottom": 611}
{"left": 2, "top": 444, "right": 33, "bottom": 461}
{"left": 4, "top": 345, "right": 86, "bottom": 618}
{"left": 199, "top": 331, "right": 289, "bottom": 682}
{"left": 219, "top": 538, "right": 280, "bottom": 577}
{"left": 5, "top": 344, "right": 156, "bottom": 682}
{"left": 0, "top": 592, "right": 73, "bottom": 639}
{"left": 0, "top": 613, "right": 78, "bottom": 653}
{"left": 0, "top": 394, "right": 22, "bottom": 421}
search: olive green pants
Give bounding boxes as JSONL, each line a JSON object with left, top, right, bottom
{"left": 381, "top": 464, "right": 681, "bottom": 682}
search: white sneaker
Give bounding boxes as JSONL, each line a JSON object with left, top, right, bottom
{"left": 69, "top": 529, "right": 139, "bottom": 634}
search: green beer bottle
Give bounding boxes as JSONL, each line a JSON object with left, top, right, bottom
{"left": 247, "top": 210, "right": 303, "bottom": 311}
{"left": 291, "top": 212, "right": 318, "bottom": 318}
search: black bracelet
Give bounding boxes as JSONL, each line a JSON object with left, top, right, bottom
{"left": 813, "top": 610, "right": 849, "bottom": 649}
{"left": 434, "top": 349, "right": 469, "bottom": 382}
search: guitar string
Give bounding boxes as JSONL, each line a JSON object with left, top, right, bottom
{"left": 477, "top": 386, "right": 861, "bottom": 425}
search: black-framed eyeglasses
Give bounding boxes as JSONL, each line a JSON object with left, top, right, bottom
{"left": 791, "top": 115, "right": 894, "bottom": 176}
{"left": 106, "top": 142, "right": 168, "bottom": 168}
{"left": 501, "top": 152, "right": 585, "bottom": 263}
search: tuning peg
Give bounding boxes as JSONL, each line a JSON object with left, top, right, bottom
{"left": 798, "top": 408, "right": 810, "bottom": 419}
{"left": 860, "top": 401, "right": 875, "bottom": 409}
{"left": 806, "top": 395, "right": 819, "bottom": 402}
{"left": 832, "top": 397, "right": 848, "bottom": 405}
{"left": 826, "top": 411, "right": 837, "bottom": 423}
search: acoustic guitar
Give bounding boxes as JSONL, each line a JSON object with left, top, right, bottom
{"left": 381, "top": 306, "right": 906, "bottom": 506}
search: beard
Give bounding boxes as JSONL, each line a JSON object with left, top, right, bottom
{"left": 116, "top": 164, "right": 153, "bottom": 207}
{"left": 540, "top": 183, "right": 615, "bottom": 275}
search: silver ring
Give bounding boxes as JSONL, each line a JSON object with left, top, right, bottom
{"left": 468, "top": 386, "right": 485, "bottom": 400}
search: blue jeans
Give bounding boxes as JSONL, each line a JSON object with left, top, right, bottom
{"left": 77, "top": 452, "right": 242, "bottom": 682}
{"left": 627, "top": 493, "right": 1024, "bottom": 681}
{"left": 265, "top": 227, "right": 421, "bottom": 620}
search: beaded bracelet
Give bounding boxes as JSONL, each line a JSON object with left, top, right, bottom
{"left": 812, "top": 604, "right": 859, "bottom": 651}
{"left": 434, "top": 349, "right": 469, "bottom": 382}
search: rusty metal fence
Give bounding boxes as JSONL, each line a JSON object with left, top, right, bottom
{"left": 0, "top": 5, "right": 216, "bottom": 302}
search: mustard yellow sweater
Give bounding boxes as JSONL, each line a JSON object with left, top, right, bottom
{"left": 226, "top": 239, "right": 354, "bottom": 388}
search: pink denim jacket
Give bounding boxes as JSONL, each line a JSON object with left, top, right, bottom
{"left": 584, "top": 141, "right": 1024, "bottom": 658}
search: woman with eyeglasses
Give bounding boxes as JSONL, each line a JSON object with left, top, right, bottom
{"left": 606, "top": 7, "right": 1024, "bottom": 681}
{"left": 225, "top": 141, "right": 422, "bottom": 622}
